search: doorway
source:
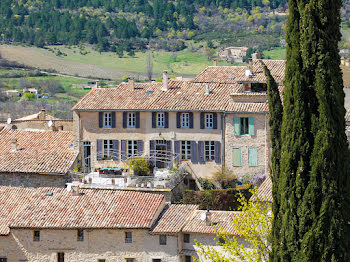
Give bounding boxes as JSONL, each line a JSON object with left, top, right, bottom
{"left": 83, "top": 141, "right": 91, "bottom": 173}
{"left": 155, "top": 140, "right": 167, "bottom": 169}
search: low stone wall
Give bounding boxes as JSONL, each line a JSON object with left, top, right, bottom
{"left": 0, "top": 172, "right": 70, "bottom": 188}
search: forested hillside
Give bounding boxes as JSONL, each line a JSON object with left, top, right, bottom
{"left": 0, "top": 0, "right": 288, "bottom": 52}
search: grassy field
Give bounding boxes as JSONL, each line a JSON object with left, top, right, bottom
{"left": 0, "top": 44, "right": 235, "bottom": 80}
{"left": 263, "top": 47, "right": 286, "bottom": 60}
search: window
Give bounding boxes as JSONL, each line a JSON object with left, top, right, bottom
{"left": 205, "top": 141, "right": 215, "bottom": 161}
{"left": 128, "top": 112, "right": 136, "bottom": 128}
{"left": 185, "top": 256, "right": 192, "bottom": 262}
{"left": 126, "top": 259, "right": 134, "bottom": 262}
{"left": 184, "top": 233, "right": 190, "bottom": 243}
{"left": 98, "top": 260, "right": 106, "bottom": 262}
{"left": 248, "top": 148, "right": 258, "bottom": 167}
{"left": 233, "top": 148, "right": 242, "bottom": 167}
{"left": 33, "top": 230, "right": 40, "bottom": 241}
{"left": 104, "top": 112, "right": 112, "bottom": 127}
{"left": 240, "top": 117, "right": 249, "bottom": 135}
{"left": 157, "top": 112, "right": 165, "bottom": 128}
{"left": 57, "top": 252, "right": 64, "bottom": 262}
{"left": 77, "top": 229, "right": 84, "bottom": 241}
{"left": 0, "top": 257, "right": 7, "bottom": 262}
{"left": 128, "top": 141, "right": 138, "bottom": 157}
{"left": 181, "top": 113, "right": 190, "bottom": 128}
{"left": 125, "top": 232, "right": 132, "bottom": 243}
{"left": 153, "top": 260, "right": 162, "bottom": 262}
{"left": 159, "top": 235, "right": 167, "bottom": 245}
{"left": 181, "top": 141, "right": 191, "bottom": 160}
{"left": 103, "top": 140, "right": 113, "bottom": 159}
{"left": 205, "top": 113, "right": 213, "bottom": 129}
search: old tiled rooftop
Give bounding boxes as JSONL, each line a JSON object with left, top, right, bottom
{"left": 2, "top": 186, "right": 164, "bottom": 232}
{"left": 152, "top": 204, "right": 198, "bottom": 234}
{"left": 182, "top": 210, "right": 241, "bottom": 235}
{"left": 0, "top": 128, "right": 78, "bottom": 175}
{"left": 192, "top": 59, "right": 285, "bottom": 84}
{"left": 252, "top": 176, "right": 273, "bottom": 202}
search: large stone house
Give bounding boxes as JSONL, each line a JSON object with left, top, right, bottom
{"left": 72, "top": 59, "right": 286, "bottom": 179}
{"left": 0, "top": 186, "right": 244, "bottom": 262}
{"left": 67, "top": 58, "right": 279, "bottom": 196}
{"left": 0, "top": 128, "right": 78, "bottom": 187}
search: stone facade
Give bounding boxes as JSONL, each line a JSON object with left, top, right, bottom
{"left": 0, "top": 229, "right": 180, "bottom": 262}
{"left": 0, "top": 172, "right": 71, "bottom": 188}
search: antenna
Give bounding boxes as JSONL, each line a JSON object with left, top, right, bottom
{"left": 48, "top": 120, "right": 53, "bottom": 127}
{"left": 7, "top": 117, "right": 11, "bottom": 124}
{"left": 200, "top": 213, "right": 206, "bottom": 221}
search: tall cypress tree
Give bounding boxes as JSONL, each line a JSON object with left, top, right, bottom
{"left": 271, "top": 0, "right": 350, "bottom": 261}
{"left": 261, "top": 61, "right": 283, "bottom": 260}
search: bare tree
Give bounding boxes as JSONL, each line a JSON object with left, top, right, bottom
{"left": 146, "top": 52, "right": 153, "bottom": 81}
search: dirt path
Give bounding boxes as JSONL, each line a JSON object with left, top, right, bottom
{"left": 0, "top": 45, "right": 141, "bottom": 80}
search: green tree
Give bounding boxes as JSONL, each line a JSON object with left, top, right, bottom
{"left": 271, "top": 0, "right": 350, "bottom": 261}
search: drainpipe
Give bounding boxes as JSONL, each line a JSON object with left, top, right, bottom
{"left": 221, "top": 112, "right": 225, "bottom": 170}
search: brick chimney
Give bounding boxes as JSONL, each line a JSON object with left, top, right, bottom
{"left": 12, "top": 139, "right": 18, "bottom": 152}
{"left": 205, "top": 209, "right": 212, "bottom": 226}
{"left": 128, "top": 78, "right": 135, "bottom": 90}
{"left": 39, "top": 109, "right": 46, "bottom": 120}
{"left": 248, "top": 58, "right": 254, "bottom": 74}
{"left": 213, "top": 59, "right": 218, "bottom": 66}
{"left": 162, "top": 71, "right": 169, "bottom": 91}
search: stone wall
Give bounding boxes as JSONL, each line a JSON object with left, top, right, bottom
{"left": 0, "top": 173, "right": 71, "bottom": 188}
{"left": 224, "top": 113, "right": 269, "bottom": 178}
{"left": 1, "top": 229, "right": 180, "bottom": 262}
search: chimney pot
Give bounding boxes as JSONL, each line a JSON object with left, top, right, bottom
{"left": 128, "top": 78, "right": 135, "bottom": 90}
{"left": 205, "top": 209, "right": 212, "bottom": 226}
{"left": 39, "top": 109, "right": 46, "bottom": 120}
{"left": 162, "top": 70, "right": 169, "bottom": 91}
{"left": 12, "top": 139, "right": 18, "bottom": 151}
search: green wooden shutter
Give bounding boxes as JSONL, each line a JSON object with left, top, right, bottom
{"left": 234, "top": 117, "right": 240, "bottom": 136}
{"left": 249, "top": 117, "right": 255, "bottom": 135}
{"left": 233, "top": 148, "right": 242, "bottom": 166}
{"left": 248, "top": 148, "right": 258, "bottom": 166}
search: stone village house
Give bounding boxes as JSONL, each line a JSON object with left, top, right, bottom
{"left": 0, "top": 186, "right": 247, "bottom": 262}
{"left": 72, "top": 59, "right": 286, "bottom": 180}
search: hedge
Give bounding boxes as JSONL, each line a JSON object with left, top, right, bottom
{"left": 183, "top": 184, "right": 252, "bottom": 211}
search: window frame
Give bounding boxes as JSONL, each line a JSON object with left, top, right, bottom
{"left": 104, "top": 112, "right": 112, "bottom": 128}
{"left": 77, "top": 229, "right": 84, "bottom": 242}
{"left": 240, "top": 117, "right": 249, "bottom": 135}
{"left": 57, "top": 252, "right": 64, "bottom": 262}
{"left": 159, "top": 234, "right": 167, "bottom": 245}
{"left": 184, "top": 233, "right": 190, "bottom": 243}
{"left": 181, "top": 113, "right": 190, "bottom": 128}
{"left": 127, "top": 140, "right": 138, "bottom": 158}
{"left": 128, "top": 112, "right": 136, "bottom": 128}
{"left": 103, "top": 140, "right": 113, "bottom": 159}
{"left": 125, "top": 232, "right": 132, "bottom": 243}
{"left": 33, "top": 230, "right": 40, "bottom": 242}
{"left": 181, "top": 141, "right": 191, "bottom": 160}
{"left": 157, "top": 112, "right": 165, "bottom": 128}
{"left": 204, "top": 141, "right": 215, "bottom": 161}
{"left": 205, "top": 113, "right": 214, "bottom": 129}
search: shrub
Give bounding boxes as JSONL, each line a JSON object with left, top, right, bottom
{"left": 131, "top": 159, "right": 149, "bottom": 176}
{"left": 211, "top": 166, "right": 238, "bottom": 189}
{"left": 183, "top": 185, "right": 252, "bottom": 211}
{"left": 198, "top": 177, "right": 216, "bottom": 190}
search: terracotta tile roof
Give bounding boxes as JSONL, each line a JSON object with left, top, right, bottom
{"left": 6, "top": 187, "right": 164, "bottom": 231}
{"left": 0, "top": 186, "right": 35, "bottom": 235}
{"left": 72, "top": 81, "right": 242, "bottom": 112}
{"left": 152, "top": 204, "right": 198, "bottom": 234}
{"left": 15, "top": 112, "right": 58, "bottom": 121}
{"left": 346, "top": 110, "right": 350, "bottom": 122}
{"left": 0, "top": 128, "right": 78, "bottom": 175}
{"left": 225, "top": 102, "right": 269, "bottom": 113}
{"left": 182, "top": 210, "right": 241, "bottom": 235}
{"left": 192, "top": 59, "right": 285, "bottom": 84}
{"left": 251, "top": 176, "right": 273, "bottom": 202}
